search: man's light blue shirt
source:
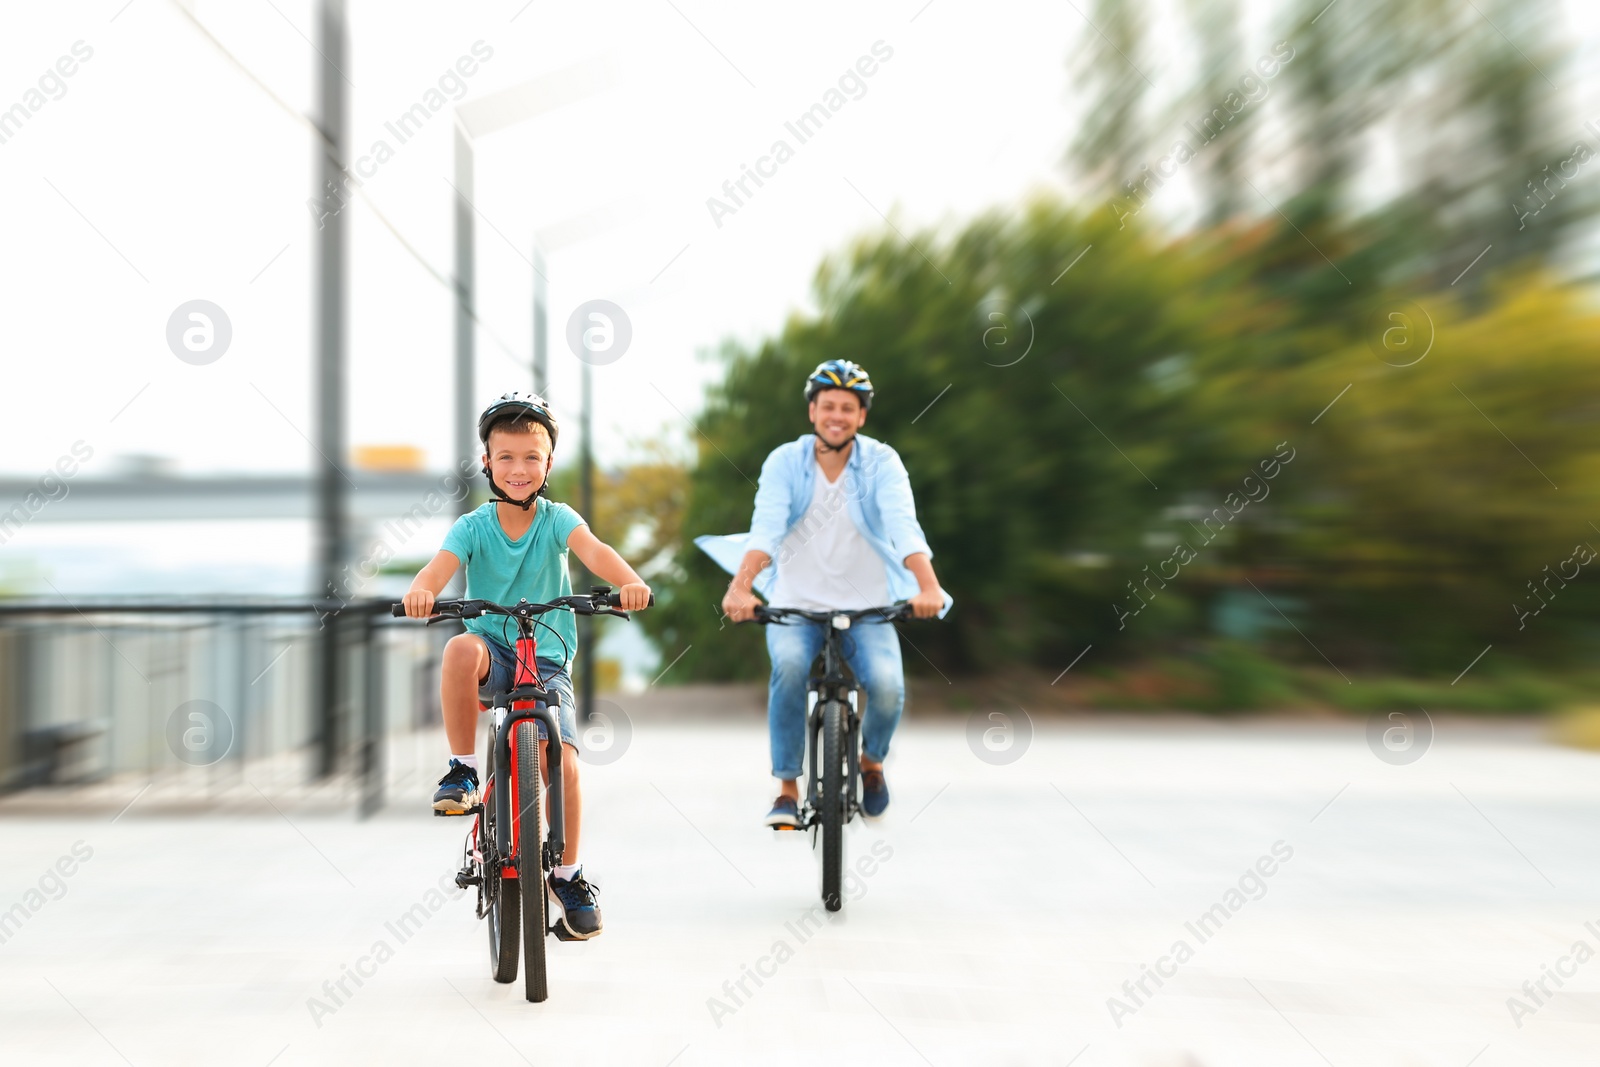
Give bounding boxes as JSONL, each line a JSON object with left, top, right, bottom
{"left": 696, "top": 433, "right": 952, "bottom": 616}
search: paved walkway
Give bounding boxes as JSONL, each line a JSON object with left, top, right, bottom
{"left": 3, "top": 710, "right": 1599, "bottom": 1066}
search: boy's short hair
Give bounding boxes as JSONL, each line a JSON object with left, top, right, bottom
{"left": 485, "top": 415, "right": 553, "bottom": 450}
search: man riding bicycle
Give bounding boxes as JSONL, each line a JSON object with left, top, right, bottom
{"left": 699, "top": 360, "right": 950, "bottom": 828}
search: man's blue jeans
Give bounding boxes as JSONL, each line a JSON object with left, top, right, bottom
{"left": 765, "top": 617, "right": 904, "bottom": 780}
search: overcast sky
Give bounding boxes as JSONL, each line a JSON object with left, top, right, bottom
{"left": 0, "top": 0, "right": 1104, "bottom": 480}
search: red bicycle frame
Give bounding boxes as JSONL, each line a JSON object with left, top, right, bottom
{"left": 478, "top": 628, "right": 567, "bottom": 882}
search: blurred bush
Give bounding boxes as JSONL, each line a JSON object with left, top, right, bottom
{"left": 641, "top": 201, "right": 1600, "bottom": 687}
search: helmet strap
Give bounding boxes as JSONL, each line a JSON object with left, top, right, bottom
{"left": 815, "top": 433, "right": 856, "bottom": 455}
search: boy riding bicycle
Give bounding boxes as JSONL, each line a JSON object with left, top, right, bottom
{"left": 402, "top": 392, "right": 651, "bottom": 940}
{"left": 700, "top": 360, "right": 949, "bottom": 828}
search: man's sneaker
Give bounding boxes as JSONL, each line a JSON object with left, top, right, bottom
{"left": 861, "top": 767, "right": 889, "bottom": 817}
{"left": 547, "top": 869, "right": 602, "bottom": 939}
{"left": 765, "top": 795, "right": 803, "bottom": 830}
{"left": 432, "top": 760, "right": 479, "bottom": 814}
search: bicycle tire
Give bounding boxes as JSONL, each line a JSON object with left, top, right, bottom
{"left": 514, "top": 719, "right": 549, "bottom": 1002}
{"left": 821, "top": 698, "right": 846, "bottom": 912}
{"left": 486, "top": 779, "right": 519, "bottom": 982}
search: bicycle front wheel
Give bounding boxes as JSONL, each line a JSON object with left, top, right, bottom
{"left": 486, "top": 781, "right": 519, "bottom": 982}
{"left": 513, "top": 718, "right": 549, "bottom": 1002}
{"left": 820, "top": 698, "right": 847, "bottom": 911}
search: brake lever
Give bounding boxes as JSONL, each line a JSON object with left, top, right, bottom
{"left": 424, "top": 607, "right": 474, "bottom": 625}
{"left": 574, "top": 605, "right": 631, "bottom": 620}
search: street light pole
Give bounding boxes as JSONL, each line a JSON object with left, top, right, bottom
{"left": 453, "top": 125, "right": 476, "bottom": 519}
{"left": 313, "top": 0, "right": 348, "bottom": 780}
{"left": 532, "top": 244, "right": 547, "bottom": 396}
{"left": 578, "top": 344, "right": 595, "bottom": 723}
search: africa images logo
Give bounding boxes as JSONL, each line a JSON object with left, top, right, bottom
{"left": 705, "top": 41, "right": 895, "bottom": 229}
{"left": 1106, "top": 841, "right": 1294, "bottom": 1028}
{"left": 0, "top": 40, "right": 94, "bottom": 148}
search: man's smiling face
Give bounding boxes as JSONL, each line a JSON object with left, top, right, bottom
{"left": 484, "top": 424, "right": 552, "bottom": 499}
{"left": 809, "top": 389, "right": 867, "bottom": 448}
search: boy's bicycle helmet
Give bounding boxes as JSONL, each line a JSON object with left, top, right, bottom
{"left": 804, "top": 359, "right": 874, "bottom": 410}
{"left": 478, "top": 391, "right": 560, "bottom": 510}
{"left": 479, "top": 391, "right": 559, "bottom": 450}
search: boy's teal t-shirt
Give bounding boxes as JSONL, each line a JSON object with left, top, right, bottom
{"left": 441, "top": 499, "right": 587, "bottom": 667}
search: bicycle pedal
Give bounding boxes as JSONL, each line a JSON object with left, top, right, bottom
{"left": 433, "top": 803, "right": 482, "bottom": 818}
{"left": 549, "top": 923, "right": 585, "bottom": 942}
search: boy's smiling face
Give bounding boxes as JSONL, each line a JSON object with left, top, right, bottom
{"left": 484, "top": 424, "right": 552, "bottom": 499}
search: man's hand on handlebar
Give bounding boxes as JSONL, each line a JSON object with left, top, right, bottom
{"left": 722, "top": 585, "right": 762, "bottom": 624}
{"left": 907, "top": 588, "right": 944, "bottom": 619}
{"left": 403, "top": 588, "right": 436, "bottom": 619}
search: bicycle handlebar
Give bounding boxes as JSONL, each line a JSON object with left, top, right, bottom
{"left": 390, "top": 587, "right": 653, "bottom": 622}
{"left": 751, "top": 602, "right": 915, "bottom": 625}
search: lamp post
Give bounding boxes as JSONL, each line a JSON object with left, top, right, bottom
{"left": 533, "top": 244, "right": 548, "bottom": 396}
{"left": 312, "top": 0, "right": 348, "bottom": 780}
{"left": 452, "top": 124, "right": 475, "bottom": 519}
{"left": 451, "top": 60, "right": 619, "bottom": 517}
{"left": 579, "top": 338, "right": 595, "bottom": 722}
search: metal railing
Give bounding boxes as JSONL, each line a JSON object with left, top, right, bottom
{"left": 0, "top": 599, "right": 451, "bottom": 816}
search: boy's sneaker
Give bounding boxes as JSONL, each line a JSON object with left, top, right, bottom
{"left": 861, "top": 768, "right": 889, "bottom": 817}
{"left": 433, "top": 760, "right": 479, "bottom": 814}
{"left": 547, "top": 869, "right": 602, "bottom": 939}
{"left": 764, "top": 795, "right": 802, "bottom": 830}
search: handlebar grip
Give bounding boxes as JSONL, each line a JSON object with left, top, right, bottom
{"left": 603, "top": 592, "right": 655, "bottom": 608}
{"left": 393, "top": 600, "right": 466, "bottom": 619}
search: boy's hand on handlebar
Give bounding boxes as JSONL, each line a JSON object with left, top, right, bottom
{"left": 908, "top": 588, "right": 943, "bottom": 619}
{"left": 722, "top": 585, "right": 762, "bottom": 623}
{"left": 403, "top": 589, "right": 436, "bottom": 618}
{"left": 617, "top": 582, "right": 652, "bottom": 612}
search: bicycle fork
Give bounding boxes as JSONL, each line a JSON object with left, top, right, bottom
{"left": 805, "top": 686, "right": 863, "bottom": 832}
{"left": 490, "top": 699, "right": 567, "bottom": 877}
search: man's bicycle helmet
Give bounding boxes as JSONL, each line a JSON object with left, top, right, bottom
{"left": 478, "top": 391, "right": 560, "bottom": 510}
{"left": 804, "top": 359, "right": 874, "bottom": 410}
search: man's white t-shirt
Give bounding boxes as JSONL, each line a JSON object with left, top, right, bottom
{"left": 768, "top": 460, "right": 889, "bottom": 611}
